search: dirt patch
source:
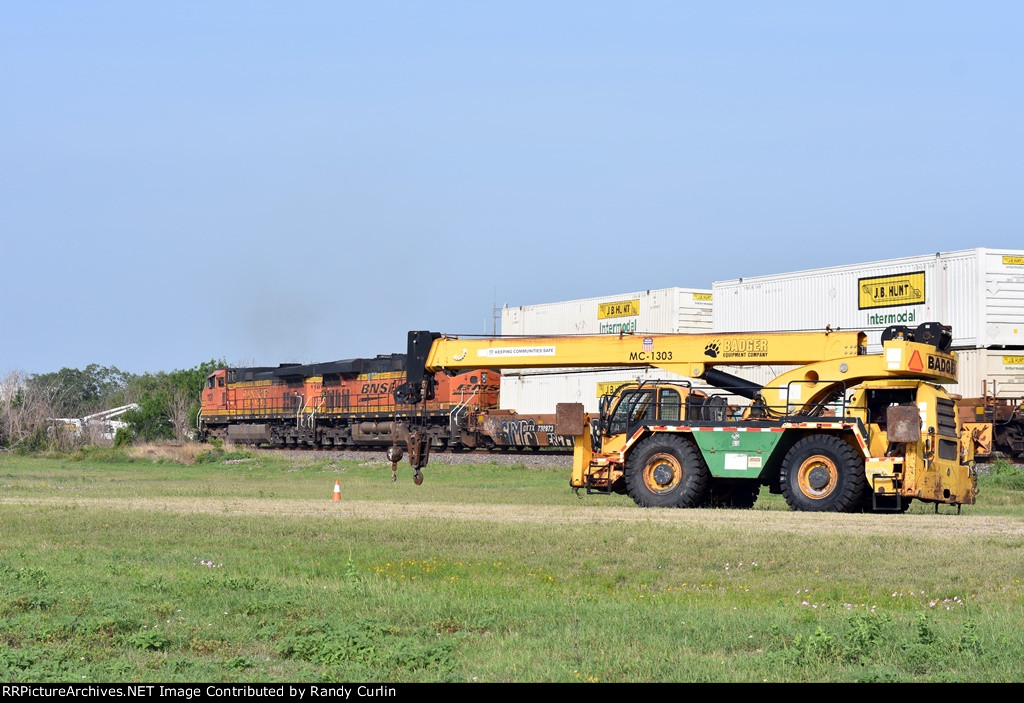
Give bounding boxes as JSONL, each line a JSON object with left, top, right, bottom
{"left": 270, "top": 448, "right": 571, "bottom": 469}
{"left": 3, "top": 495, "right": 1022, "bottom": 538}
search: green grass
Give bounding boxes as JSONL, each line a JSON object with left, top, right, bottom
{"left": 1, "top": 451, "right": 1023, "bottom": 682}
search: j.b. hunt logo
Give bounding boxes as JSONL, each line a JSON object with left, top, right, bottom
{"left": 858, "top": 271, "right": 926, "bottom": 310}
{"left": 597, "top": 299, "right": 640, "bottom": 319}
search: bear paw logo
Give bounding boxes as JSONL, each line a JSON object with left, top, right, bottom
{"left": 704, "top": 343, "right": 720, "bottom": 358}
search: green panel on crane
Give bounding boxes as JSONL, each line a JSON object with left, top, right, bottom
{"left": 692, "top": 431, "right": 782, "bottom": 478}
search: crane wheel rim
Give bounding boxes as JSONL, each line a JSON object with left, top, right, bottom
{"left": 796, "top": 454, "right": 839, "bottom": 499}
{"left": 643, "top": 453, "right": 683, "bottom": 494}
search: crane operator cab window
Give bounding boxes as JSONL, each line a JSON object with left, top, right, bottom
{"left": 607, "top": 387, "right": 683, "bottom": 435}
{"left": 659, "top": 388, "right": 682, "bottom": 421}
{"left": 608, "top": 390, "right": 653, "bottom": 435}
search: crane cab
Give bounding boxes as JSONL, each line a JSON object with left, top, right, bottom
{"left": 596, "top": 381, "right": 728, "bottom": 455}
{"left": 598, "top": 381, "right": 736, "bottom": 438}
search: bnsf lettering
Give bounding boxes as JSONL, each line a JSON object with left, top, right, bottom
{"left": 242, "top": 389, "right": 269, "bottom": 399}
{"left": 454, "top": 384, "right": 501, "bottom": 393}
{"left": 361, "top": 381, "right": 399, "bottom": 394}
{"left": 927, "top": 356, "right": 957, "bottom": 375}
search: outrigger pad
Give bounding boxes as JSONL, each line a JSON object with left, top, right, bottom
{"left": 887, "top": 405, "right": 922, "bottom": 443}
{"left": 555, "top": 403, "right": 586, "bottom": 436}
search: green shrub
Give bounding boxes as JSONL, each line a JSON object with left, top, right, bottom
{"left": 276, "top": 618, "right": 459, "bottom": 680}
{"left": 113, "top": 427, "right": 134, "bottom": 448}
{"left": 196, "top": 448, "right": 250, "bottom": 464}
{"left": 225, "top": 656, "right": 255, "bottom": 670}
{"left": 15, "top": 428, "right": 53, "bottom": 455}
{"left": 126, "top": 630, "right": 170, "bottom": 651}
{"left": 71, "top": 445, "right": 133, "bottom": 463}
{"left": 980, "top": 459, "right": 1024, "bottom": 490}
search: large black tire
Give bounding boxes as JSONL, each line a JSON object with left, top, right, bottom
{"left": 625, "top": 435, "right": 710, "bottom": 508}
{"left": 700, "top": 479, "right": 760, "bottom": 509}
{"left": 779, "top": 434, "right": 868, "bottom": 512}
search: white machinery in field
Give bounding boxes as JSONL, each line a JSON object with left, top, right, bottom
{"left": 51, "top": 403, "right": 138, "bottom": 442}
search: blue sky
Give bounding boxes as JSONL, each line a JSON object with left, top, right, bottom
{"left": 1, "top": 2, "right": 1021, "bottom": 374}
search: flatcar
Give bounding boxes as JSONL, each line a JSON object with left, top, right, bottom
{"left": 957, "top": 395, "right": 1024, "bottom": 459}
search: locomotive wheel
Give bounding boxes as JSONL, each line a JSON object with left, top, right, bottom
{"left": 624, "top": 435, "right": 709, "bottom": 508}
{"left": 780, "top": 434, "right": 867, "bottom": 512}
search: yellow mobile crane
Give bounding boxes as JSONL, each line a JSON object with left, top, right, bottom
{"left": 392, "top": 323, "right": 978, "bottom": 513}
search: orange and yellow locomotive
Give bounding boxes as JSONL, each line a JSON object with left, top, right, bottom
{"left": 198, "top": 354, "right": 501, "bottom": 449}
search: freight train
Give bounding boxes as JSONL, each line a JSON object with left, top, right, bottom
{"left": 197, "top": 353, "right": 1023, "bottom": 459}
{"left": 197, "top": 354, "right": 572, "bottom": 451}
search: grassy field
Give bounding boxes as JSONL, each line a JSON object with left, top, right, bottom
{"left": 1, "top": 447, "right": 1023, "bottom": 683}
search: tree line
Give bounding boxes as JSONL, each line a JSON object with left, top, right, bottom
{"left": 0, "top": 361, "right": 223, "bottom": 451}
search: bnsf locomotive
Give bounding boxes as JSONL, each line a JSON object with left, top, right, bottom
{"left": 198, "top": 354, "right": 565, "bottom": 451}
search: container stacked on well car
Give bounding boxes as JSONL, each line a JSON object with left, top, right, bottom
{"left": 713, "top": 248, "right": 1024, "bottom": 458}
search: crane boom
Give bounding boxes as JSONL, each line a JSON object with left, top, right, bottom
{"left": 398, "top": 327, "right": 959, "bottom": 416}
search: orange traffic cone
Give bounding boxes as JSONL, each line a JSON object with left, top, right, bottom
{"left": 332, "top": 480, "right": 341, "bottom": 502}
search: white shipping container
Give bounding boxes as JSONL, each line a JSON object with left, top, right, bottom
{"left": 502, "top": 286, "right": 713, "bottom": 337}
{"left": 970, "top": 349, "right": 1024, "bottom": 398}
{"left": 713, "top": 248, "right": 1024, "bottom": 351}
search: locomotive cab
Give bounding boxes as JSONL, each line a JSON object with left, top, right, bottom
{"left": 203, "top": 369, "right": 229, "bottom": 412}
{"left": 435, "top": 370, "right": 501, "bottom": 411}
